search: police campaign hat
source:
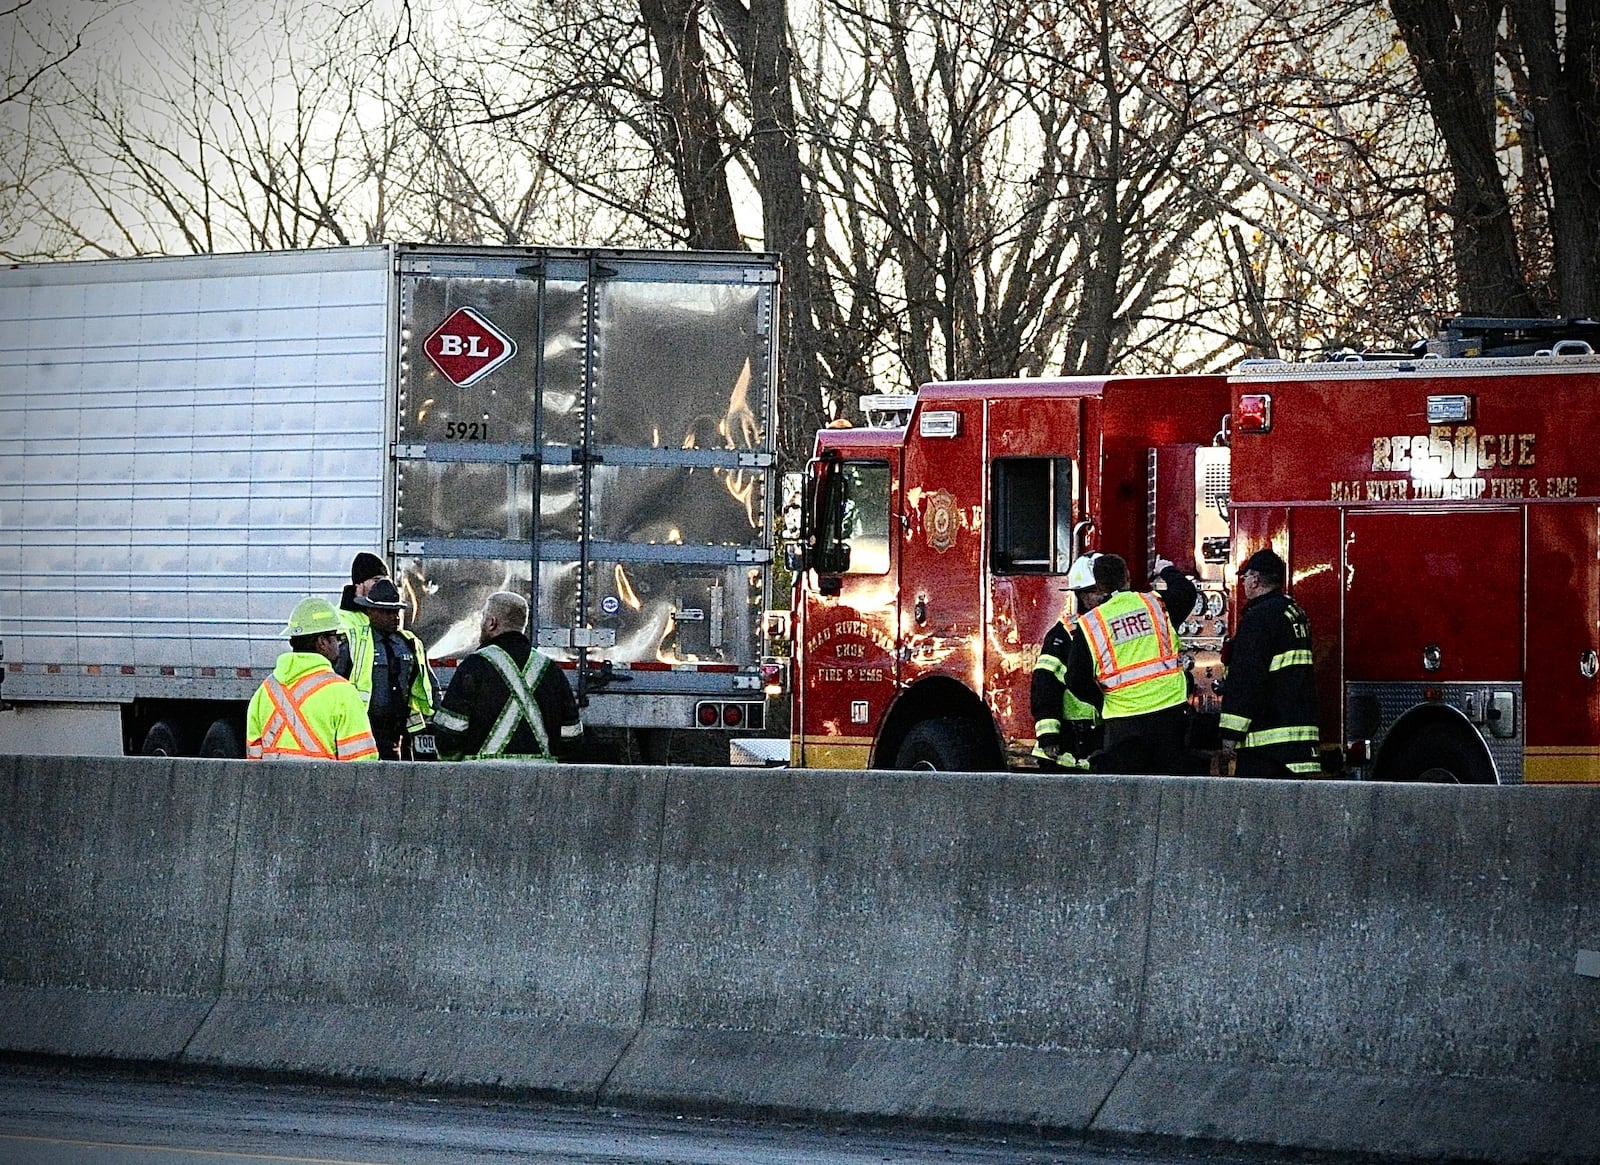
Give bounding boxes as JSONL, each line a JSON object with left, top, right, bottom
{"left": 355, "top": 577, "right": 406, "bottom": 610}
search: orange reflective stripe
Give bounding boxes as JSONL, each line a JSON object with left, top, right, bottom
{"left": 1080, "top": 594, "right": 1183, "bottom": 691}
{"left": 260, "top": 679, "right": 324, "bottom": 757}
{"left": 336, "top": 730, "right": 379, "bottom": 762}
{"left": 258, "top": 674, "right": 337, "bottom": 760}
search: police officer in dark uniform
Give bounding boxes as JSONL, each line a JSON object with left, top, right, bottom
{"left": 336, "top": 577, "right": 437, "bottom": 760}
{"left": 1218, "top": 548, "right": 1321, "bottom": 777}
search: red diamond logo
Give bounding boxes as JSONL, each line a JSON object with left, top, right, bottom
{"left": 423, "top": 306, "right": 517, "bottom": 387}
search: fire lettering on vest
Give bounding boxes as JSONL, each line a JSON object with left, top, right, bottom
{"left": 1108, "top": 611, "right": 1152, "bottom": 641}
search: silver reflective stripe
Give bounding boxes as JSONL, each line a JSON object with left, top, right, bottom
{"left": 432, "top": 706, "right": 469, "bottom": 732}
{"left": 479, "top": 645, "right": 552, "bottom": 758}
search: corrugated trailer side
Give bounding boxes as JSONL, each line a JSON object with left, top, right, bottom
{"left": 0, "top": 246, "right": 394, "bottom": 756}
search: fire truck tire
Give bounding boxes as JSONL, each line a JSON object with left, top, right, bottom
{"left": 1375, "top": 722, "right": 1496, "bottom": 785}
{"left": 199, "top": 718, "right": 245, "bottom": 759}
{"left": 895, "top": 718, "right": 990, "bottom": 772}
{"left": 139, "top": 719, "right": 187, "bottom": 757}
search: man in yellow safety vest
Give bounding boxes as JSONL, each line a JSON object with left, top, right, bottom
{"left": 246, "top": 595, "right": 379, "bottom": 762}
{"left": 1062, "top": 552, "right": 1198, "bottom": 774}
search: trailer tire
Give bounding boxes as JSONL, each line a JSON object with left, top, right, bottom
{"left": 1374, "top": 721, "right": 1497, "bottom": 784}
{"left": 139, "top": 719, "right": 187, "bottom": 757}
{"left": 199, "top": 718, "right": 245, "bottom": 759}
{"left": 894, "top": 717, "right": 990, "bottom": 772}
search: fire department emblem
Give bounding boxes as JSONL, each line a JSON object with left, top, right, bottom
{"left": 423, "top": 307, "right": 517, "bottom": 387}
{"left": 926, "top": 489, "right": 959, "bottom": 553}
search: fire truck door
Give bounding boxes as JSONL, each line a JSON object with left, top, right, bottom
{"left": 1343, "top": 509, "right": 1522, "bottom": 681}
{"left": 796, "top": 457, "right": 900, "bottom": 769}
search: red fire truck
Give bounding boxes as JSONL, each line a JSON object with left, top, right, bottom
{"left": 787, "top": 318, "right": 1600, "bottom": 783}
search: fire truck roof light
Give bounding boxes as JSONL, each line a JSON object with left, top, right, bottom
{"left": 1236, "top": 394, "right": 1272, "bottom": 433}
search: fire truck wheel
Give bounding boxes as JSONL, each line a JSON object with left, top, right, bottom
{"left": 139, "top": 719, "right": 187, "bottom": 757}
{"left": 1374, "top": 722, "right": 1496, "bottom": 785}
{"left": 895, "top": 717, "right": 990, "bottom": 772}
{"left": 199, "top": 718, "right": 245, "bottom": 759}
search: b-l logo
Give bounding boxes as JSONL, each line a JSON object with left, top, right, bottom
{"left": 423, "top": 307, "right": 517, "bottom": 386}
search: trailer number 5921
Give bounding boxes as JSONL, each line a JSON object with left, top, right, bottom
{"left": 445, "top": 420, "right": 489, "bottom": 440}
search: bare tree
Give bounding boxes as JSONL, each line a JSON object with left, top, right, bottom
{"left": 1390, "top": 0, "right": 1599, "bottom": 315}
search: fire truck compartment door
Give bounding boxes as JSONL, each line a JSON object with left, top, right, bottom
{"left": 1343, "top": 509, "right": 1522, "bottom": 682}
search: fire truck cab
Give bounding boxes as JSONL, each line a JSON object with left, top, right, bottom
{"left": 789, "top": 318, "right": 1600, "bottom": 783}
{"left": 789, "top": 375, "right": 1232, "bottom": 772}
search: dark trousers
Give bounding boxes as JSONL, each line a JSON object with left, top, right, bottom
{"left": 1090, "top": 704, "right": 1198, "bottom": 775}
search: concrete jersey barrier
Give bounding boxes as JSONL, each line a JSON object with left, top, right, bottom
{"left": 0, "top": 754, "right": 1596, "bottom": 1163}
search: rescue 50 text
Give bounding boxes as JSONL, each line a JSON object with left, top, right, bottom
{"left": 1371, "top": 426, "right": 1534, "bottom": 476}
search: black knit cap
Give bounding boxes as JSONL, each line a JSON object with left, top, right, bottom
{"left": 1242, "top": 548, "right": 1285, "bottom": 585}
{"left": 351, "top": 552, "right": 389, "bottom": 584}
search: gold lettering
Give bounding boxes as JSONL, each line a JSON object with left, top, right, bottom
{"left": 1371, "top": 438, "right": 1391, "bottom": 472}
{"left": 1452, "top": 426, "right": 1478, "bottom": 477}
{"left": 1519, "top": 434, "right": 1536, "bottom": 467}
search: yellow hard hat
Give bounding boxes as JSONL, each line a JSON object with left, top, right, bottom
{"left": 280, "top": 595, "right": 344, "bottom": 638}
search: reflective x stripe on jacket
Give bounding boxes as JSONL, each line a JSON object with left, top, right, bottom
{"left": 474, "top": 644, "right": 553, "bottom": 759}
{"left": 248, "top": 672, "right": 378, "bottom": 761}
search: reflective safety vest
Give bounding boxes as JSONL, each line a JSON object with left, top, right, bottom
{"left": 342, "top": 611, "right": 437, "bottom": 734}
{"left": 473, "top": 644, "right": 553, "bottom": 760}
{"left": 1073, "top": 590, "right": 1187, "bottom": 719}
{"left": 246, "top": 653, "right": 379, "bottom": 762}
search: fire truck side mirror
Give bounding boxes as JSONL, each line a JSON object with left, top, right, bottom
{"left": 815, "top": 540, "right": 852, "bottom": 576}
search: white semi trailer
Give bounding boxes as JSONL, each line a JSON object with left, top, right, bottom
{"left": 0, "top": 244, "right": 782, "bottom": 758}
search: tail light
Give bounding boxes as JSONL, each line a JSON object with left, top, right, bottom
{"left": 760, "top": 657, "right": 787, "bottom": 697}
{"left": 694, "top": 701, "right": 766, "bottom": 730}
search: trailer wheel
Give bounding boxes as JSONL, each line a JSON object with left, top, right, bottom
{"left": 139, "top": 719, "right": 187, "bottom": 757}
{"left": 1373, "top": 721, "right": 1496, "bottom": 784}
{"left": 894, "top": 717, "right": 990, "bottom": 772}
{"left": 199, "top": 718, "right": 245, "bottom": 759}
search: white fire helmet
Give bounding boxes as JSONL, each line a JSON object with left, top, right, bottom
{"left": 1066, "top": 553, "right": 1100, "bottom": 590}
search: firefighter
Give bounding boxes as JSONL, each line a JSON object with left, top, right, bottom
{"left": 1031, "top": 553, "right": 1103, "bottom": 771}
{"left": 430, "top": 591, "right": 583, "bottom": 761}
{"left": 1218, "top": 548, "right": 1321, "bottom": 778}
{"left": 335, "top": 576, "right": 439, "bottom": 760}
{"left": 246, "top": 595, "right": 379, "bottom": 762}
{"left": 1063, "top": 552, "right": 1198, "bottom": 774}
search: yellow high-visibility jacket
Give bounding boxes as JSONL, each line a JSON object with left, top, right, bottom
{"left": 246, "top": 652, "right": 379, "bottom": 762}
{"left": 1073, "top": 590, "right": 1187, "bottom": 718}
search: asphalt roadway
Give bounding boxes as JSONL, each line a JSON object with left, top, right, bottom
{"left": 0, "top": 1064, "right": 1356, "bottom": 1165}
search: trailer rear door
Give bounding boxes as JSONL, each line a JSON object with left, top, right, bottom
{"left": 391, "top": 247, "right": 779, "bottom": 727}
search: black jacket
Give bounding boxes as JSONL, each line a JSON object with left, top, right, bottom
{"left": 1218, "top": 590, "right": 1320, "bottom": 775}
{"left": 432, "top": 631, "right": 582, "bottom": 760}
